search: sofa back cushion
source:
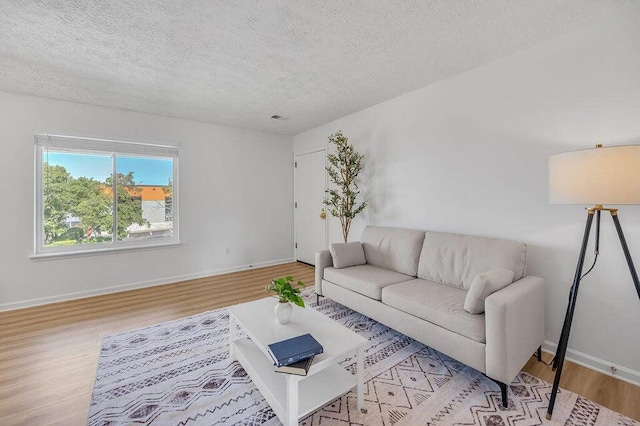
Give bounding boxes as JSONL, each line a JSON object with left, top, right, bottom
{"left": 329, "top": 242, "right": 367, "bottom": 269}
{"left": 361, "top": 226, "right": 425, "bottom": 276}
{"left": 417, "top": 231, "right": 527, "bottom": 289}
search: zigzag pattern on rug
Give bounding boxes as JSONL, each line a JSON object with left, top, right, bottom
{"left": 89, "top": 291, "right": 638, "bottom": 425}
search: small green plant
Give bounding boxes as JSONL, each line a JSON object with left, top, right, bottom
{"left": 266, "top": 276, "right": 306, "bottom": 307}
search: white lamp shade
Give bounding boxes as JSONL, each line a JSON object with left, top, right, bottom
{"left": 549, "top": 145, "right": 640, "bottom": 205}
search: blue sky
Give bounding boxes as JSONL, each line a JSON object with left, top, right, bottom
{"left": 46, "top": 152, "right": 173, "bottom": 185}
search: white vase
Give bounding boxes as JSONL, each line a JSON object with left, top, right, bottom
{"left": 274, "top": 300, "right": 293, "bottom": 324}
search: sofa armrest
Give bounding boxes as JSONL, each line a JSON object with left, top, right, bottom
{"left": 315, "top": 250, "right": 332, "bottom": 296}
{"left": 485, "top": 275, "right": 545, "bottom": 384}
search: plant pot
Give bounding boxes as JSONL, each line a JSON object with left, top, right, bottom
{"left": 274, "top": 300, "right": 292, "bottom": 324}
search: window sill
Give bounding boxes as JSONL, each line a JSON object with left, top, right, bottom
{"left": 30, "top": 241, "right": 182, "bottom": 261}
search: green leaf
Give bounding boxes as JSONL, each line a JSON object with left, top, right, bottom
{"left": 291, "top": 294, "right": 305, "bottom": 307}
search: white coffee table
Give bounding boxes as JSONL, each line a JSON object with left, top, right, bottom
{"left": 228, "top": 297, "right": 367, "bottom": 426}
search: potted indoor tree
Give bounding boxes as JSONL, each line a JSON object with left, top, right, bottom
{"left": 324, "top": 131, "right": 367, "bottom": 242}
{"left": 266, "top": 276, "right": 305, "bottom": 324}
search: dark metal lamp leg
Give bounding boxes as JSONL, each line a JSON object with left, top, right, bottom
{"left": 547, "top": 209, "right": 640, "bottom": 420}
{"left": 611, "top": 211, "right": 640, "bottom": 299}
{"left": 546, "top": 209, "right": 595, "bottom": 420}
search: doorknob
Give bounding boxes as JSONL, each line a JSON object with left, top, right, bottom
{"left": 320, "top": 207, "right": 326, "bottom": 220}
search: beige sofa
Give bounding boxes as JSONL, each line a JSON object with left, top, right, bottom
{"left": 315, "top": 226, "right": 545, "bottom": 407}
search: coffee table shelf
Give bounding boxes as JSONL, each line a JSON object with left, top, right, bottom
{"left": 228, "top": 297, "right": 366, "bottom": 426}
{"left": 233, "top": 338, "right": 357, "bottom": 420}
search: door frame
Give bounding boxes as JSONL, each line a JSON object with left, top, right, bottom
{"left": 293, "top": 147, "right": 328, "bottom": 263}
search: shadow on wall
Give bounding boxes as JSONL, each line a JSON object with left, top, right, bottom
{"left": 526, "top": 242, "right": 575, "bottom": 339}
{"left": 357, "top": 126, "right": 398, "bottom": 230}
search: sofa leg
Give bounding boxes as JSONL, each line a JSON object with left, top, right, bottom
{"left": 316, "top": 294, "right": 324, "bottom": 305}
{"left": 497, "top": 381, "right": 508, "bottom": 408}
{"left": 537, "top": 346, "right": 542, "bottom": 362}
{"left": 485, "top": 375, "right": 509, "bottom": 408}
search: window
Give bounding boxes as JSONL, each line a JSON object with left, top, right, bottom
{"left": 34, "top": 134, "right": 178, "bottom": 257}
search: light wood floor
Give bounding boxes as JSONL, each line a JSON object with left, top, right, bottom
{"left": 1, "top": 262, "right": 638, "bottom": 425}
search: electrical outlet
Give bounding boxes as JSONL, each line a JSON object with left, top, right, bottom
{"left": 610, "top": 365, "right": 617, "bottom": 374}
{"left": 225, "top": 247, "right": 231, "bottom": 256}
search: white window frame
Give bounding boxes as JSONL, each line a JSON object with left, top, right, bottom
{"left": 33, "top": 134, "right": 179, "bottom": 259}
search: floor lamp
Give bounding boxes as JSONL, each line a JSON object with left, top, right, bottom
{"left": 546, "top": 144, "right": 640, "bottom": 420}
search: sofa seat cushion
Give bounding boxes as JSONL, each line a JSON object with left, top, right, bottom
{"left": 381, "top": 279, "right": 486, "bottom": 342}
{"left": 323, "top": 265, "right": 414, "bottom": 301}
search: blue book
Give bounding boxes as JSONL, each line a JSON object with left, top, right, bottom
{"left": 267, "top": 333, "right": 323, "bottom": 367}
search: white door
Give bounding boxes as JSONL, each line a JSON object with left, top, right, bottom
{"left": 294, "top": 149, "right": 327, "bottom": 265}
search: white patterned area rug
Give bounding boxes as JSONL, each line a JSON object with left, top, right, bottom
{"left": 89, "top": 293, "right": 637, "bottom": 425}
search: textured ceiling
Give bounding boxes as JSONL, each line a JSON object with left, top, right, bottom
{"left": 0, "top": 1, "right": 635, "bottom": 135}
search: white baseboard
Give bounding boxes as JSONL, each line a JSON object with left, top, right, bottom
{"left": 542, "top": 340, "right": 640, "bottom": 387}
{"left": 0, "top": 257, "right": 295, "bottom": 312}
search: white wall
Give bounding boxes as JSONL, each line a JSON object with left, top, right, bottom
{"left": 0, "top": 91, "right": 293, "bottom": 309}
{"left": 294, "top": 8, "right": 640, "bottom": 381}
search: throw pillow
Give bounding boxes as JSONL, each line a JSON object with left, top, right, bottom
{"left": 464, "top": 269, "right": 515, "bottom": 314}
{"left": 329, "top": 242, "right": 366, "bottom": 269}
